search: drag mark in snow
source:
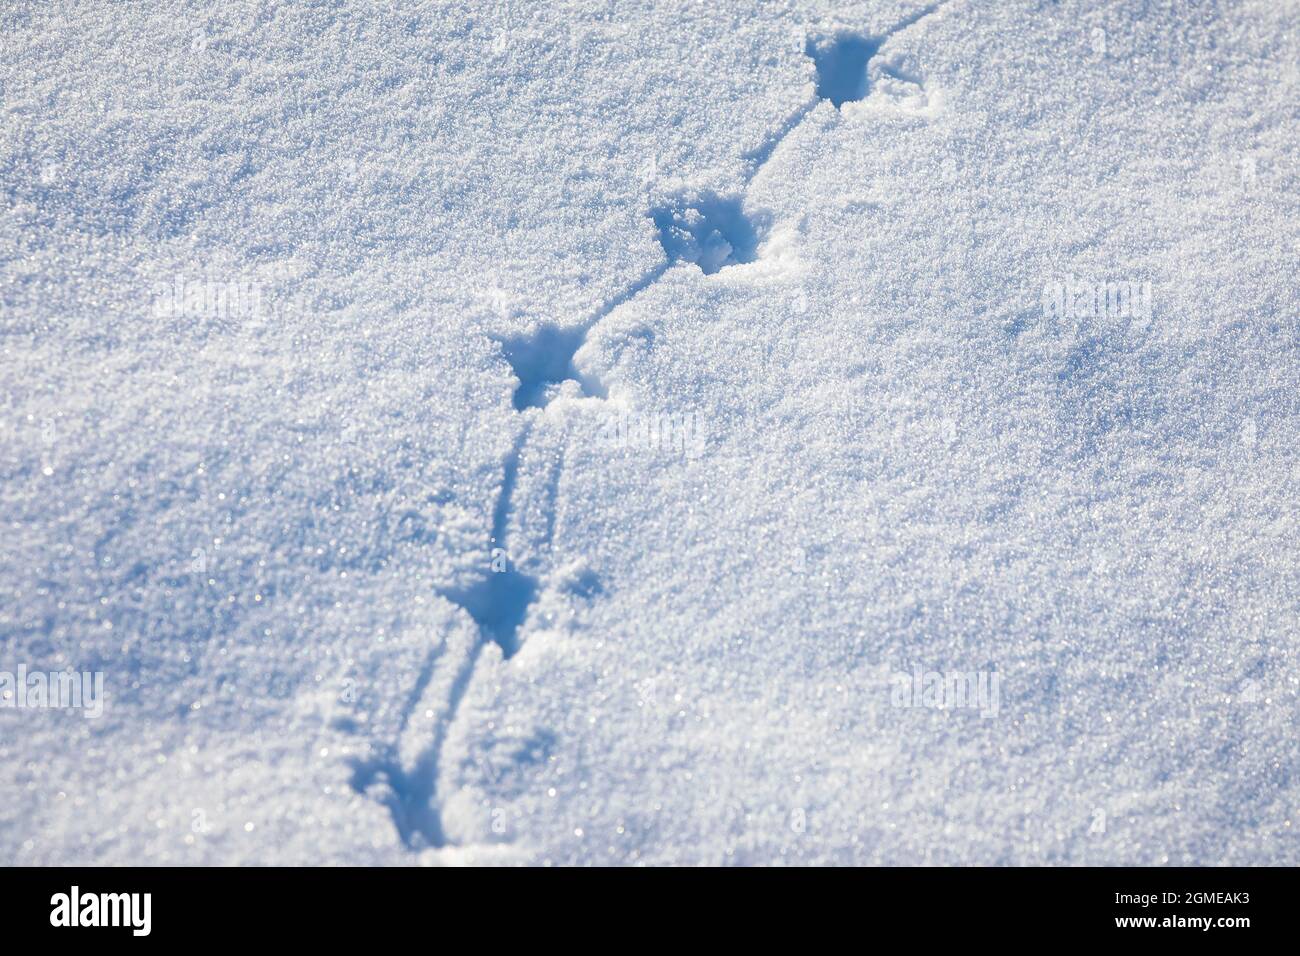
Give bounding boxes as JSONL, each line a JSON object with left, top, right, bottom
{"left": 741, "top": 96, "right": 819, "bottom": 180}
{"left": 370, "top": 2, "right": 949, "bottom": 850}
{"left": 438, "top": 422, "right": 539, "bottom": 658}
{"left": 350, "top": 423, "right": 538, "bottom": 849}
{"left": 347, "top": 619, "right": 486, "bottom": 848}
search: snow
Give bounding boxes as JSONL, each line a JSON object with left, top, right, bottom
{"left": 2, "top": 0, "right": 1298, "bottom": 865}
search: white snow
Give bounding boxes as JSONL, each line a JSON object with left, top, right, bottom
{"left": 2, "top": 0, "right": 1298, "bottom": 865}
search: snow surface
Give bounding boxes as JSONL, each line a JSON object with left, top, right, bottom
{"left": 2, "top": 0, "right": 1299, "bottom": 865}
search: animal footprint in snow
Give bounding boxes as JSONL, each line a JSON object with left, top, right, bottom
{"left": 650, "top": 192, "right": 763, "bottom": 274}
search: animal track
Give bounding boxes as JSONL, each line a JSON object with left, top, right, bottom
{"left": 500, "top": 324, "right": 588, "bottom": 411}
{"left": 361, "top": 3, "right": 948, "bottom": 850}
{"left": 651, "top": 192, "right": 763, "bottom": 275}
{"left": 497, "top": 192, "right": 766, "bottom": 412}
{"left": 438, "top": 424, "right": 538, "bottom": 659}
{"left": 805, "top": 32, "right": 883, "bottom": 108}
{"left": 500, "top": 262, "right": 668, "bottom": 410}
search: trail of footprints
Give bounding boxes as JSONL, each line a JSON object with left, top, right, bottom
{"left": 353, "top": 8, "right": 943, "bottom": 849}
